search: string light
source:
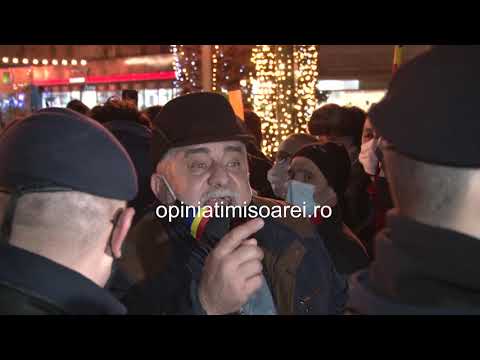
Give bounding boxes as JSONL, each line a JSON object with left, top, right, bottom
{"left": 293, "top": 45, "right": 319, "bottom": 133}
{"left": 1, "top": 56, "right": 86, "bottom": 67}
{"left": 250, "top": 45, "right": 319, "bottom": 156}
{"left": 212, "top": 45, "right": 220, "bottom": 91}
{"left": 170, "top": 45, "right": 202, "bottom": 93}
{"left": 250, "top": 45, "right": 277, "bottom": 156}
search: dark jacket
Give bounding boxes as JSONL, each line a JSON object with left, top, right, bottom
{"left": 0, "top": 244, "right": 126, "bottom": 315}
{"left": 343, "top": 160, "right": 372, "bottom": 237}
{"left": 347, "top": 211, "right": 480, "bottom": 314}
{"left": 313, "top": 206, "right": 369, "bottom": 275}
{"left": 104, "top": 120, "right": 156, "bottom": 223}
{"left": 119, "top": 196, "right": 348, "bottom": 315}
{"left": 358, "top": 176, "right": 394, "bottom": 258}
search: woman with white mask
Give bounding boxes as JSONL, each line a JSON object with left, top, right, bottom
{"left": 287, "top": 143, "right": 369, "bottom": 275}
{"left": 358, "top": 118, "right": 393, "bottom": 257}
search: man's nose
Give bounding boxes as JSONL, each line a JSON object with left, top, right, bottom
{"left": 207, "top": 163, "right": 230, "bottom": 188}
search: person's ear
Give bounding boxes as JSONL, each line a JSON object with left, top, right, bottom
{"left": 110, "top": 207, "right": 135, "bottom": 259}
{"left": 151, "top": 173, "right": 163, "bottom": 200}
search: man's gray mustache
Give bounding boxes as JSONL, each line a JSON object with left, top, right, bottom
{"left": 200, "top": 189, "right": 240, "bottom": 204}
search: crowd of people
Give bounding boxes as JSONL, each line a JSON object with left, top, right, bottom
{"left": 0, "top": 45, "right": 478, "bottom": 315}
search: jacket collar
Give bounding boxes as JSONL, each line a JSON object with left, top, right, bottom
{"left": 0, "top": 244, "right": 126, "bottom": 314}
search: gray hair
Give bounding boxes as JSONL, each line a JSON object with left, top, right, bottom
{"left": 10, "top": 191, "right": 124, "bottom": 259}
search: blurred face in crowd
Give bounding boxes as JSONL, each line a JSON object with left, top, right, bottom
{"left": 151, "top": 140, "right": 252, "bottom": 207}
{"left": 361, "top": 117, "right": 376, "bottom": 144}
{"left": 288, "top": 156, "right": 331, "bottom": 204}
{"left": 268, "top": 135, "right": 319, "bottom": 199}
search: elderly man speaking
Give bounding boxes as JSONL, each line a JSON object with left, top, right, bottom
{"left": 121, "top": 92, "right": 347, "bottom": 315}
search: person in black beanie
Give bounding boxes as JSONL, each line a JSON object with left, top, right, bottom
{"left": 288, "top": 142, "right": 369, "bottom": 275}
{"left": 347, "top": 46, "right": 480, "bottom": 314}
{"left": 0, "top": 108, "right": 137, "bottom": 314}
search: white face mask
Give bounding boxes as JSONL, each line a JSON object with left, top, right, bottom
{"left": 267, "top": 158, "right": 290, "bottom": 199}
{"left": 359, "top": 138, "right": 383, "bottom": 176}
{"left": 286, "top": 180, "right": 317, "bottom": 216}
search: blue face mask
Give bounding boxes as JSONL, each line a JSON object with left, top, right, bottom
{"left": 286, "top": 180, "right": 317, "bottom": 216}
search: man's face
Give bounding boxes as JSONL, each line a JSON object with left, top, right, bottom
{"left": 153, "top": 141, "right": 252, "bottom": 207}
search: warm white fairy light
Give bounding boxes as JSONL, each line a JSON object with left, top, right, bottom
{"left": 1, "top": 56, "right": 85, "bottom": 67}
{"left": 170, "top": 45, "right": 201, "bottom": 92}
{"left": 293, "top": 45, "right": 319, "bottom": 133}
{"left": 212, "top": 45, "right": 220, "bottom": 91}
{"left": 250, "top": 45, "right": 278, "bottom": 156}
{"left": 250, "top": 45, "right": 319, "bottom": 156}
{"left": 171, "top": 45, "right": 182, "bottom": 90}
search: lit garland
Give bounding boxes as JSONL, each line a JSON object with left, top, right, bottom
{"left": 293, "top": 45, "right": 319, "bottom": 133}
{"left": 212, "top": 45, "right": 220, "bottom": 91}
{"left": 212, "top": 45, "right": 249, "bottom": 94}
{"left": 1, "top": 56, "right": 87, "bottom": 66}
{"left": 250, "top": 45, "right": 277, "bottom": 156}
{"left": 250, "top": 45, "right": 319, "bottom": 157}
{"left": 170, "top": 45, "right": 202, "bottom": 93}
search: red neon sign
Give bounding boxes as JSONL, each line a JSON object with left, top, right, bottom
{"left": 32, "top": 71, "right": 176, "bottom": 87}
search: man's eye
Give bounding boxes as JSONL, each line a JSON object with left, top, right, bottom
{"left": 227, "top": 161, "right": 241, "bottom": 168}
{"left": 190, "top": 162, "right": 208, "bottom": 169}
